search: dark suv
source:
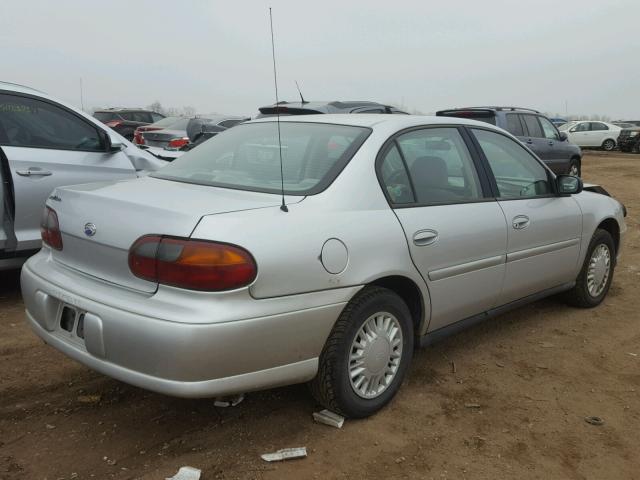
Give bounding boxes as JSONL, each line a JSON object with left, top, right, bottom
{"left": 436, "top": 107, "right": 582, "bottom": 176}
{"left": 618, "top": 126, "right": 640, "bottom": 153}
{"left": 94, "top": 109, "right": 165, "bottom": 141}
{"left": 257, "top": 100, "right": 408, "bottom": 117}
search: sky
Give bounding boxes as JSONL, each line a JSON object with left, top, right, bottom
{"left": 1, "top": 0, "right": 638, "bottom": 119}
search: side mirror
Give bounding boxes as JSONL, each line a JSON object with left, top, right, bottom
{"left": 557, "top": 174, "right": 583, "bottom": 195}
{"left": 105, "top": 131, "right": 124, "bottom": 152}
{"left": 558, "top": 132, "right": 568, "bottom": 141}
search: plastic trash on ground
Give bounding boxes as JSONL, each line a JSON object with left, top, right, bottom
{"left": 165, "top": 466, "right": 201, "bottom": 480}
{"left": 261, "top": 447, "right": 308, "bottom": 462}
{"left": 312, "top": 409, "right": 345, "bottom": 428}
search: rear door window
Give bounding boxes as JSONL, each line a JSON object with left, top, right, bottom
{"left": 506, "top": 114, "right": 525, "bottom": 136}
{"left": 384, "top": 128, "right": 483, "bottom": 205}
{"left": 521, "top": 114, "right": 544, "bottom": 138}
{"left": 590, "top": 122, "right": 608, "bottom": 131}
{"left": 0, "top": 93, "right": 104, "bottom": 151}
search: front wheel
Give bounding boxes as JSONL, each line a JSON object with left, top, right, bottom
{"left": 568, "top": 159, "right": 581, "bottom": 177}
{"left": 310, "top": 286, "right": 414, "bottom": 418}
{"left": 601, "top": 139, "right": 616, "bottom": 151}
{"left": 565, "top": 229, "right": 615, "bottom": 308}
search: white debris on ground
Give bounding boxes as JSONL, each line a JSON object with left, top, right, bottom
{"left": 261, "top": 447, "right": 308, "bottom": 462}
{"left": 165, "top": 466, "right": 202, "bottom": 480}
{"left": 213, "top": 393, "right": 245, "bottom": 407}
{"left": 312, "top": 409, "right": 345, "bottom": 428}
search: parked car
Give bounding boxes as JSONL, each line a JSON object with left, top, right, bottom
{"left": 133, "top": 116, "right": 183, "bottom": 145}
{"left": 94, "top": 108, "right": 165, "bottom": 141}
{"left": 0, "top": 81, "right": 167, "bottom": 270}
{"left": 617, "top": 127, "right": 640, "bottom": 153}
{"left": 184, "top": 115, "right": 250, "bottom": 146}
{"left": 612, "top": 122, "right": 637, "bottom": 129}
{"left": 257, "top": 100, "right": 408, "bottom": 117}
{"left": 549, "top": 117, "right": 568, "bottom": 127}
{"left": 614, "top": 120, "right": 640, "bottom": 127}
{"left": 139, "top": 115, "right": 249, "bottom": 160}
{"left": 558, "top": 121, "right": 621, "bottom": 151}
{"left": 21, "top": 114, "right": 626, "bottom": 417}
{"left": 436, "top": 107, "right": 583, "bottom": 176}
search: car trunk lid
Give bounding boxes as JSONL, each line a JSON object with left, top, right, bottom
{"left": 49, "top": 176, "right": 294, "bottom": 293}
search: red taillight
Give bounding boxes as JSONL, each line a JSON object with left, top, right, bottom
{"left": 133, "top": 129, "right": 145, "bottom": 145}
{"left": 167, "top": 137, "right": 189, "bottom": 149}
{"left": 40, "top": 206, "right": 63, "bottom": 250}
{"left": 106, "top": 120, "right": 122, "bottom": 128}
{"left": 128, "top": 236, "right": 257, "bottom": 291}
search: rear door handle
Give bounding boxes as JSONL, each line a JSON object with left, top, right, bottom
{"left": 413, "top": 229, "right": 438, "bottom": 246}
{"left": 512, "top": 215, "right": 530, "bottom": 230}
{"left": 16, "top": 168, "right": 53, "bottom": 177}
{"left": 526, "top": 139, "right": 533, "bottom": 145}
{"left": 548, "top": 141, "right": 554, "bottom": 146}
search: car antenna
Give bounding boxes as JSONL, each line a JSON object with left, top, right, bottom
{"left": 269, "top": 7, "right": 288, "bottom": 212}
{"left": 295, "top": 80, "right": 307, "bottom": 104}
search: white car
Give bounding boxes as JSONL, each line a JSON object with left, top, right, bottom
{"left": 559, "top": 121, "right": 621, "bottom": 151}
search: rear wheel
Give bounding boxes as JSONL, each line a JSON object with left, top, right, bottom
{"left": 565, "top": 229, "right": 615, "bottom": 308}
{"left": 601, "top": 139, "right": 616, "bottom": 151}
{"left": 310, "top": 286, "right": 414, "bottom": 418}
{"left": 632, "top": 143, "right": 640, "bottom": 154}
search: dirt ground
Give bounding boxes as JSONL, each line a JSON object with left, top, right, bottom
{"left": 1, "top": 151, "right": 638, "bottom": 480}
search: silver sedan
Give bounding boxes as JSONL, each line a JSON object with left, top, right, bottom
{"left": 21, "top": 115, "right": 626, "bottom": 418}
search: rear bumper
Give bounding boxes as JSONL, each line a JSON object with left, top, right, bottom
{"left": 617, "top": 137, "right": 639, "bottom": 149}
{"left": 21, "top": 252, "right": 358, "bottom": 397}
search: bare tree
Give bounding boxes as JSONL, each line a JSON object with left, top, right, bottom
{"left": 147, "top": 101, "right": 165, "bottom": 114}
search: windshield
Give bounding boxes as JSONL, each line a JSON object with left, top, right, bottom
{"left": 152, "top": 121, "right": 371, "bottom": 195}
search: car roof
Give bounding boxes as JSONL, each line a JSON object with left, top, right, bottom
{"left": 0, "top": 81, "right": 45, "bottom": 95}
{"left": 258, "top": 100, "right": 398, "bottom": 113}
{"left": 250, "top": 113, "right": 503, "bottom": 130}
{"left": 94, "top": 108, "right": 154, "bottom": 113}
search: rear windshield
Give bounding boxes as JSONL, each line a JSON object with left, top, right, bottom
{"left": 152, "top": 121, "right": 371, "bottom": 195}
{"left": 150, "top": 116, "right": 184, "bottom": 128}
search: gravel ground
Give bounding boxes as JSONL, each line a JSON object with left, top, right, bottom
{"left": 1, "top": 151, "right": 638, "bottom": 480}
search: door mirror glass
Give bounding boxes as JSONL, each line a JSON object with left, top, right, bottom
{"left": 557, "top": 174, "right": 583, "bottom": 195}
{"left": 106, "top": 131, "right": 124, "bottom": 152}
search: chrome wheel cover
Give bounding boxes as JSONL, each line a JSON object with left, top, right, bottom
{"left": 349, "top": 312, "right": 403, "bottom": 399}
{"left": 587, "top": 244, "right": 611, "bottom": 297}
{"left": 570, "top": 164, "right": 579, "bottom": 176}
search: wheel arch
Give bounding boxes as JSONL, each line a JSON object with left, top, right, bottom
{"left": 597, "top": 217, "right": 620, "bottom": 256}
{"left": 368, "top": 275, "right": 427, "bottom": 335}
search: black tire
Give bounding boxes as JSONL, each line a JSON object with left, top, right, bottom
{"left": 565, "top": 229, "right": 615, "bottom": 308}
{"left": 601, "top": 139, "right": 616, "bottom": 151}
{"left": 632, "top": 143, "right": 640, "bottom": 154}
{"left": 568, "top": 158, "right": 581, "bottom": 177}
{"left": 309, "top": 286, "right": 414, "bottom": 418}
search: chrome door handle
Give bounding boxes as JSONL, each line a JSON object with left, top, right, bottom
{"left": 413, "top": 229, "right": 438, "bottom": 246}
{"left": 16, "top": 168, "right": 53, "bottom": 177}
{"left": 512, "top": 215, "right": 530, "bottom": 230}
